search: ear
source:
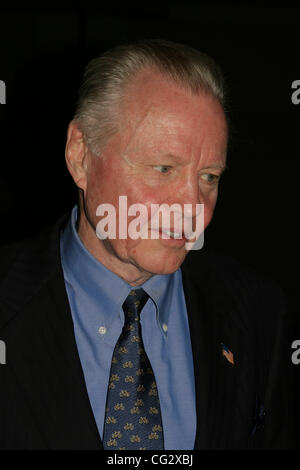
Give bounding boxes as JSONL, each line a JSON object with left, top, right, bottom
{"left": 65, "top": 120, "right": 89, "bottom": 191}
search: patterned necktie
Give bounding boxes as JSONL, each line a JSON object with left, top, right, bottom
{"left": 103, "top": 288, "right": 164, "bottom": 450}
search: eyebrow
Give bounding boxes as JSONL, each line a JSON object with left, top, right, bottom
{"left": 157, "top": 153, "right": 227, "bottom": 172}
{"left": 161, "top": 154, "right": 226, "bottom": 166}
{"left": 201, "top": 163, "right": 227, "bottom": 171}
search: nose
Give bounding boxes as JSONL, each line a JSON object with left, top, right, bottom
{"left": 172, "top": 172, "right": 202, "bottom": 219}
{"left": 161, "top": 173, "right": 204, "bottom": 241}
{"left": 171, "top": 172, "right": 207, "bottom": 250}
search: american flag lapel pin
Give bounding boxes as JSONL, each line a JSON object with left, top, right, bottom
{"left": 221, "top": 342, "right": 235, "bottom": 365}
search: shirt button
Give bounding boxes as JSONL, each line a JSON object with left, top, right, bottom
{"left": 162, "top": 323, "right": 168, "bottom": 333}
{"left": 98, "top": 326, "right": 107, "bottom": 335}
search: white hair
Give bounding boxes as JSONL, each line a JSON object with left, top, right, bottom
{"left": 73, "top": 39, "right": 227, "bottom": 156}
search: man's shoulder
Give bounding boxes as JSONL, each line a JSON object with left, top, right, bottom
{"left": 184, "top": 248, "right": 264, "bottom": 282}
{"left": 0, "top": 218, "right": 62, "bottom": 279}
{"left": 0, "top": 213, "right": 69, "bottom": 318}
{"left": 0, "top": 239, "right": 23, "bottom": 281}
{"left": 182, "top": 248, "right": 288, "bottom": 315}
{"left": 1, "top": 211, "right": 68, "bottom": 256}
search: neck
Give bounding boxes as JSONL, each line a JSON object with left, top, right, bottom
{"left": 76, "top": 208, "right": 153, "bottom": 286}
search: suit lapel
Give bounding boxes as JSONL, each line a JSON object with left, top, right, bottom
{"left": 1, "top": 215, "right": 102, "bottom": 449}
{"left": 1, "top": 213, "right": 253, "bottom": 449}
{"left": 181, "top": 252, "right": 250, "bottom": 449}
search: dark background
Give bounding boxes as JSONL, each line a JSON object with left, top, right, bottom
{"left": 0, "top": 3, "right": 299, "bottom": 446}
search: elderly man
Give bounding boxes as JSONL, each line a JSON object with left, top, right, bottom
{"left": 0, "top": 40, "right": 294, "bottom": 450}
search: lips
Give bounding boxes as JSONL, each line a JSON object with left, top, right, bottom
{"left": 160, "top": 228, "right": 184, "bottom": 239}
{"left": 146, "top": 224, "right": 195, "bottom": 241}
{"left": 161, "top": 225, "right": 196, "bottom": 239}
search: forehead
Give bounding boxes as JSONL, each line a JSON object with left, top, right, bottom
{"left": 118, "top": 68, "right": 228, "bottom": 157}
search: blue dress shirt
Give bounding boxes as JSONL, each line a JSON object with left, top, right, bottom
{"left": 60, "top": 206, "right": 196, "bottom": 450}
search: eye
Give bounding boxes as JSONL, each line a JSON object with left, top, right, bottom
{"left": 153, "top": 165, "right": 171, "bottom": 174}
{"left": 201, "top": 173, "right": 220, "bottom": 184}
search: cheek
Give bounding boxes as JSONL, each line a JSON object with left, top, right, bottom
{"left": 204, "top": 207, "right": 213, "bottom": 229}
{"left": 203, "top": 192, "right": 218, "bottom": 228}
{"left": 86, "top": 164, "right": 123, "bottom": 208}
{"left": 107, "top": 233, "right": 142, "bottom": 260}
{"left": 124, "top": 183, "right": 164, "bottom": 212}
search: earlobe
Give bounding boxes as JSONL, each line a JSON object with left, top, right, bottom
{"left": 65, "top": 120, "right": 88, "bottom": 191}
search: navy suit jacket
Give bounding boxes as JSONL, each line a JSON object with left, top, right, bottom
{"left": 0, "top": 213, "right": 296, "bottom": 449}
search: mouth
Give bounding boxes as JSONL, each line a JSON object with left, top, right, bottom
{"left": 160, "top": 228, "right": 184, "bottom": 239}
{"left": 146, "top": 227, "right": 192, "bottom": 247}
{"left": 160, "top": 227, "right": 196, "bottom": 240}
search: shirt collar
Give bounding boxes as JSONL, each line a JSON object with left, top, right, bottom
{"left": 60, "top": 205, "right": 179, "bottom": 331}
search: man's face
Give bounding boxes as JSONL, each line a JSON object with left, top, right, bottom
{"left": 77, "top": 69, "right": 228, "bottom": 280}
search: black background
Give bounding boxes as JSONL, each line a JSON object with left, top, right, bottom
{"left": 0, "top": 3, "right": 299, "bottom": 447}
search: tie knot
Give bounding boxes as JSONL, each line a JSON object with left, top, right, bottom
{"left": 122, "top": 288, "right": 149, "bottom": 323}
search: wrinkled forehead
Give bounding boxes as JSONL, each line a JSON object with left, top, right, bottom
{"left": 118, "top": 72, "right": 228, "bottom": 158}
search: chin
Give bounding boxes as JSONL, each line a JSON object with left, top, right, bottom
{"left": 132, "top": 245, "right": 187, "bottom": 275}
